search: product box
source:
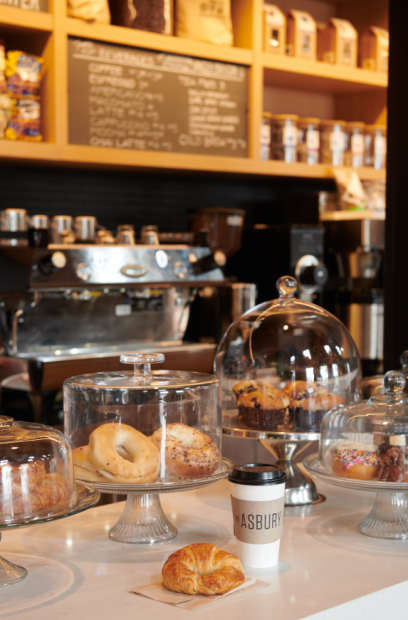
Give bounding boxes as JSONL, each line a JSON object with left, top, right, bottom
{"left": 318, "top": 18, "right": 357, "bottom": 67}
{"left": 359, "top": 26, "right": 389, "bottom": 72}
{"left": 263, "top": 5, "right": 286, "bottom": 54}
{"left": 286, "top": 10, "right": 317, "bottom": 61}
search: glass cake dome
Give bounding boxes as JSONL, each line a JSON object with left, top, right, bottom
{"left": 319, "top": 371, "right": 408, "bottom": 482}
{"left": 215, "top": 276, "right": 362, "bottom": 432}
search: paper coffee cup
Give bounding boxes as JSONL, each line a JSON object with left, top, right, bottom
{"left": 229, "top": 463, "right": 286, "bottom": 569}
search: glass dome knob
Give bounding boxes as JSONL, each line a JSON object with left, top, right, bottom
{"left": 120, "top": 352, "right": 165, "bottom": 379}
{"left": 276, "top": 276, "right": 298, "bottom": 298}
{"left": 383, "top": 370, "right": 406, "bottom": 394}
{"left": 400, "top": 350, "right": 408, "bottom": 370}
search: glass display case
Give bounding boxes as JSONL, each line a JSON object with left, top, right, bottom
{"left": 305, "top": 371, "right": 408, "bottom": 539}
{"left": 215, "top": 276, "right": 362, "bottom": 506}
{"left": 0, "top": 416, "right": 98, "bottom": 586}
{"left": 64, "top": 352, "right": 231, "bottom": 543}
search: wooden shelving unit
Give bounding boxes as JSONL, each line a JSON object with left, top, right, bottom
{"left": 0, "top": 0, "right": 388, "bottom": 181}
{"left": 320, "top": 210, "right": 386, "bottom": 221}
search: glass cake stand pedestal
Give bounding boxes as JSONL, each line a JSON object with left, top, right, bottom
{"left": 223, "top": 416, "right": 324, "bottom": 506}
{"left": 77, "top": 457, "right": 233, "bottom": 544}
{"left": 304, "top": 453, "right": 408, "bottom": 540}
{"left": 0, "top": 481, "right": 99, "bottom": 586}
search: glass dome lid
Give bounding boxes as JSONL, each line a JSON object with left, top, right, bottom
{"left": 215, "top": 276, "right": 362, "bottom": 432}
{"left": 319, "top": 371, "right": 408, "bottom": 483}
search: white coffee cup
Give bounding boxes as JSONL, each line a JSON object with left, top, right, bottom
{"left": 229, "top": 463, "right": 286, "bottom": 569}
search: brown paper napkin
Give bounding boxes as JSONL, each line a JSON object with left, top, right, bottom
{"left": 130, "top": 577, "right": 269, "bottom": 610}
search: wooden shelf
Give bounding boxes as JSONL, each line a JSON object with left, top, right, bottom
{"left": 0, "top": 140, "right": 60, "bottom": 163}
{"left": 65, "top": 19, "right": 253, "bottom": 66}
{"left": 320, "top": 210, "right": 385, "bottom": 221}
{"left": 0, "top": 7, "right": 53, "bottom": 33}
{"left": 263, "top": 53, "right": 388, "bottom": 94}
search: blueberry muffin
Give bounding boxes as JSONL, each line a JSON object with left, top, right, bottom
{"left": 282, "top": 381, "right": 343, "bottom": 431}
{"left": 237, "top": 386, "right": 290, "bottom": 429}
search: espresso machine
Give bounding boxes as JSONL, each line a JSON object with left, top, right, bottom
{"left": 323, "top": 217, "right": 384, "bottom": 376}
{"left": 0, "top": 210, "right": 226, "bottom": 422}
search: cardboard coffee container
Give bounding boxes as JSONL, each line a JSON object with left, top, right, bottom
{"left": 229, "top": 464, "right": 286, "bottom": 568}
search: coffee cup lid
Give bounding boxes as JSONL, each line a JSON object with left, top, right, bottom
{"left": 228, "top": 463, "right": 286, "bottom": 485}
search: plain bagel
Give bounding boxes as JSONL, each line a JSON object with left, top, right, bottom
{"left": 150, "top": 423, "right": 219, "bottom": 479}
{"left": 89, "top": 423, "right": 160, "bottom": 484}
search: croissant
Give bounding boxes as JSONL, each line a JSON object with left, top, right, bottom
{"left": 162, "top": 543, "right": 245, "bottom": 596}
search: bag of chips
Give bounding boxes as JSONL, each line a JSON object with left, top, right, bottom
{"left": 67, "top": 0, "right": 110, "bottom": 24}
{"left": 6, "top": 51, "right": 43, "bottom": 97}
{"left": 5, "top": 98, "right": 42, "bottom": 142}
{"left": 176, "top": 0, "right": 233, "bottom": 46}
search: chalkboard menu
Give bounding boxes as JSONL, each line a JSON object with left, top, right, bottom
{"left": 68, "top": 37, "right": 248, "bottom": 158}
{"left": 0, "top": 0, "right": 48, "bottom": 11}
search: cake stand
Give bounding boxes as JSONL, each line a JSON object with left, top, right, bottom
{"left": 223, "top": 415, "right": 323, "bottom": 506}
{"left": 76, "top": 457, "right": 233, "bottom": 544}
{"left": 304, "top": 453, "right": 408, "bottom": 540}
{"left": 0, "top": 481, "right": 99, "bottom": 586}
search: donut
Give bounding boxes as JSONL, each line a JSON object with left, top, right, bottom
{"left": 150, "top": 423, "right": 219, "bottom": 479}
{"left": 162, "top": 543, "right": 245, "bottom": 596}
{"left": 88, "top": 423, "right": 160, "bottom": 484}
{"left": 332, "top": 443, "right": 380, "bottom": 480}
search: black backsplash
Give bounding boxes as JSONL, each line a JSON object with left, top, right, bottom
{"left": 0, "top": 163, "right": 335, "bottom": 233}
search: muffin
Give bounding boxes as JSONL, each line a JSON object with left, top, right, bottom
{"left": 282, "top": 381, "right": 344, "bottom": 431}
{"left": 237, "top": 386, "right": 290, "bottom": 429}
{"left": 232, "top": 380, "right": 259, "bottom": 398}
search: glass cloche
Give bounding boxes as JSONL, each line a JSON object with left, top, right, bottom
{"left": 215, "top": 276, "right": 362, "bottom": 432}
{"left": 319, "top": 371, "right": 408, "bottom": 483}
{"left": 0, "top": 417, "right": 77, "bottom": 525}
{"left": 64, "top": 352, "right": 222, "bottom": 485}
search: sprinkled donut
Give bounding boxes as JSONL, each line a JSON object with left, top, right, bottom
{"left": 150, "top": 423, "right": 219, "bottom": 479}
{"left": 332, "top": 442, "right": 380, "bottom": 480}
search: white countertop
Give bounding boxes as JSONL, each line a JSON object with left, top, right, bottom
{"left": 1, "top": 474, "right": 408, "bottom": 620}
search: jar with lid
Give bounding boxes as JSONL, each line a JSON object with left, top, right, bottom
{"left": 271, "top": 114, "right": 299, "bottom": 163}
{"left": 260, "top": 112, "right": 273, "bottom": 161}
{"left": 345, "top": 122, "right": 365, "bottom": 168}
{"left": 365, "top": 124, "right": 387, "bottom": 169}
{"left": 0, "top": 416, "right": 77, "bottom": 525}
{"left": 320, "top": 120, "right": 347, "bottom": 166}
{"left": 215, "top": 276, "right": 362, "bottom": 433}
{"left": 297, "top": 117, "right": 320, "bottom": 165}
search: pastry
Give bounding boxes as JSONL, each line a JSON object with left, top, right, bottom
{"left": 232, "top": 380, "right": 259, "bottom": 398}
{"left": 88, "top": 423, "right": 160, "bottom": 484}
{"left": 150, "top": 423, "right": 219, "bottom": 478}
{"left": 0, "top": 470, "right": 71, "bottom": 519}
{"left": 378, "top": 436, "right": 405, "bottom": 482}
{"left": 162, "top": 543, "right": 245, "bottom": 596}
{"left": 237, "top": 386, "right": 290, "bottom": 429}
{"left": 331, "top": 441, "right": 380, "bottom": 480}
{"left": 283, "top": 382, "right": 344, "bottom": 431}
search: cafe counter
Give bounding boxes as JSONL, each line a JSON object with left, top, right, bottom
{"left": 1, "top": 472, "right": 408, "bottom": 619}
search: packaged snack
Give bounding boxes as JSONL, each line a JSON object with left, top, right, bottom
{"left": 176, "top": 0, "right": 233, "bottom": 46}
{"left": 6, "top": 51, "right": 43, "bottom": 97}
{"left": 5, "top": 98, "right": 42, "bottom": 142}
{"left": 67, "top": 0, "right": 110, "bottom": 23}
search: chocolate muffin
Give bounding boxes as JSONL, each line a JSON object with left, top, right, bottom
{"left": 237, "top": 386, "right": 290, "bottom": 429}
{"left": 282, "top": 381, "right": 344, "bottom": 431}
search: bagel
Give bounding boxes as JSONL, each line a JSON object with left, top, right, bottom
{"left": 162, "top": 543, "right": 245, "bottom": 596}
{"left": 89, "top": 423, "right": 160, "bottom": 484}
{"left": 150, "top": 423, "right": 219, "bottom": 479}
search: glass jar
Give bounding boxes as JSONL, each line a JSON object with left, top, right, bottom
{"left": 345, "top": 122, "right": 365, "bottom": 168}
{"left": 365, "top": 124, "right": 387, "bottom": 169}
{"left": 320, "top": 120, "right": 347, "bottom": 166}
{"left": 319, "top": 371, "right": 408, "bottom": 483}
{"left": 215, "top": 276, "right": 362, "bottom": 432}
{"left": 297, "top": 117, "right": 320, "bottom": 165}
{"left": 271, "top": 114, "right": 299, "bottom": 163}
{"left": 64, "top": 352, "right": 222, "bottom": 484}
{"left": 260, "top": 112, "right": 273, "bottom": 161}
{"left": 0, "top": 417, "right": 76, "bottom": 525}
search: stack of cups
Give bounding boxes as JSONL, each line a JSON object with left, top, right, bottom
{"left": 229, "top": 464, "right": 286, "bottom": 568}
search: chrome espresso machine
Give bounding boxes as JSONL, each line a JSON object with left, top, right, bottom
{"left": 0, "top": 211, "right": 228, "bottom": 422}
